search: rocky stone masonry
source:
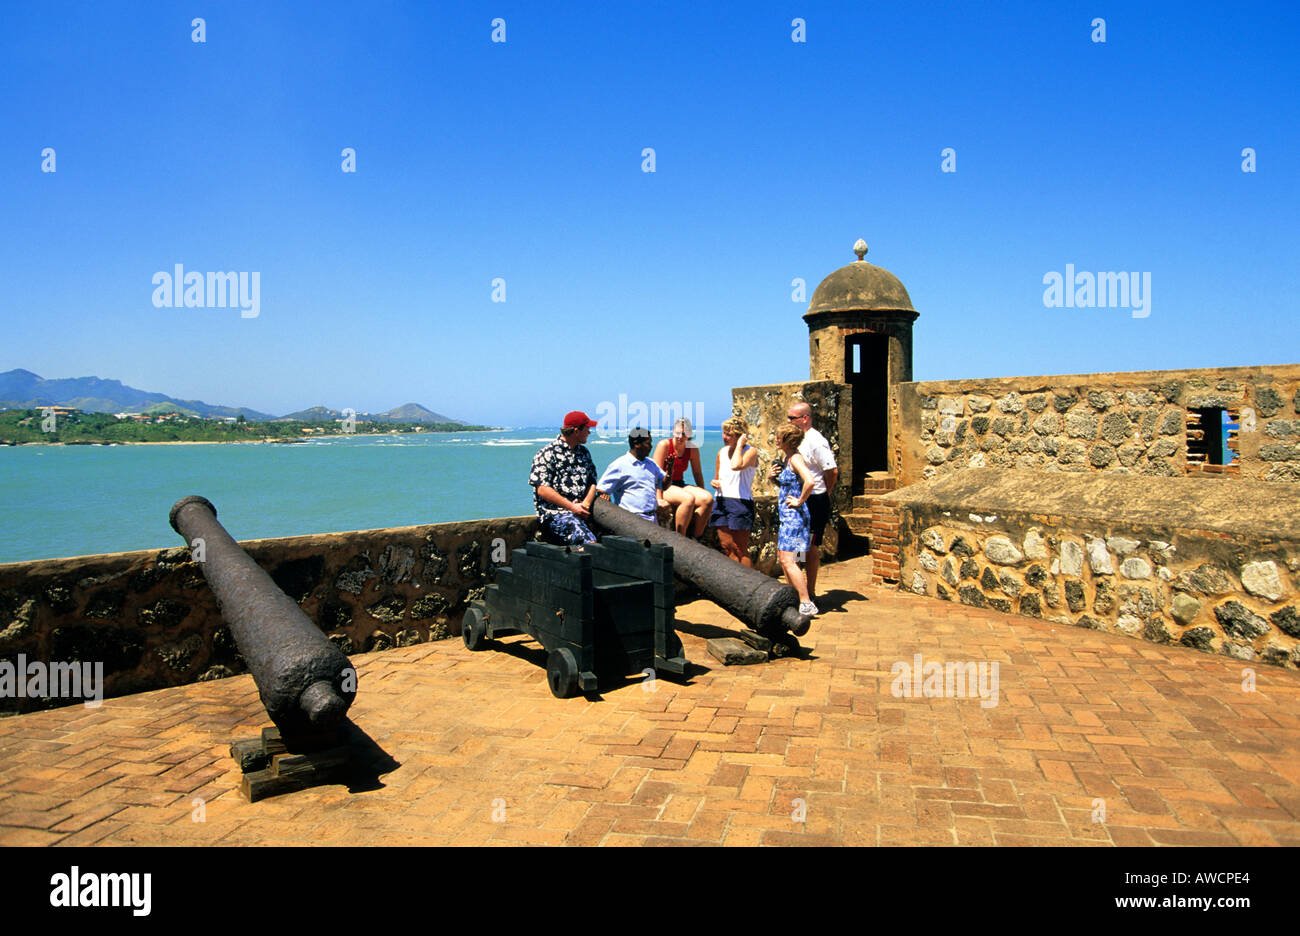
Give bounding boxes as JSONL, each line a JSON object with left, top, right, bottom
{"left": 902, "top": 521, "right": 1300, "bottom": 670}
{"left": 0, "top": 516, "right": 538, "bottom": 714}
{"left": 732, "top": 379, "right": 850, "bottom": 561}
{"left": 882, "top": 468, "right": 1300, "bottom": 668}
{"left": 895, "top": 365, "right": 1300, "bottom": 486}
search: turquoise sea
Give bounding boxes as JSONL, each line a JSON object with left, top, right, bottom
{"left": 0, "top": 428, "right": 723, "bottom": 564}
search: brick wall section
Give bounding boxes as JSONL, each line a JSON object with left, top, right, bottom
{"left": 870, "top": 502, "right": 902, "bottom": 585}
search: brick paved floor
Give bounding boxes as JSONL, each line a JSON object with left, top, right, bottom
{"left": 2, "top": 555, "right": 1298, "bottom": 846}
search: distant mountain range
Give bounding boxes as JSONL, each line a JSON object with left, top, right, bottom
{"left": 0, "top": 369, "right": 471, "bottom": 425}
{"left": 277, "top": 403, "right": 464, "bottom": 424}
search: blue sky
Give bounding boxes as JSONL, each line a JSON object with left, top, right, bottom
{"left": 2, "top": 1, "right": 1297, "bottom": 427}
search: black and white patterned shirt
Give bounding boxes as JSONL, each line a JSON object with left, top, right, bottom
{"left": 529, "top": 436, "right": 597, "bottom": 522}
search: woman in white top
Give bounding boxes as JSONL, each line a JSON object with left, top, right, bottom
{"left": 710, "top": 416, "right": 759, "bottom": 566}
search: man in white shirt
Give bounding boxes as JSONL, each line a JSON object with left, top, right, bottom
{"left": 769, "top": 402, "right": 838, "bottom": 599}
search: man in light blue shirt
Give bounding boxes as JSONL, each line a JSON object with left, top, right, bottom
{"left": 598, "top": 427, "right": 669, "bottom": 522}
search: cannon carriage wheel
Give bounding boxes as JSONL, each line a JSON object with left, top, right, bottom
{"left": 546, "top": 648, "right": 579, "bottom": 699}
{"left": 463, "top": 603, "right": 488, "bottom": 651}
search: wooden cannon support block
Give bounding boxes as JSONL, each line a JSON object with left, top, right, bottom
{"left": 463, "top": 536, "right": 688, "bottom": 698}
{"left": 230, "top": 726, "right": 352, "bottom": 802}
{"left": 706, "top": 628, "right": 804, "bottom": 666}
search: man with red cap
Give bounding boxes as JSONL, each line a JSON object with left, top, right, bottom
{"left": 529, "top": 410, "right": 600, "bottom": 545}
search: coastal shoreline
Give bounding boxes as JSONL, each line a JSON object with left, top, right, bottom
{"left": 5, "top": 439, "right": 287, "bottom": 446}
{"left": 0, "top": 428, "right": 505, "bottom": 447}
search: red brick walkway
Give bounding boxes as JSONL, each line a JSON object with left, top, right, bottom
{"left": 1, "top": 556, "right": 1297, "bottom": 845}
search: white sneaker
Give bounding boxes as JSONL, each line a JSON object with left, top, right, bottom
{"left": 798, "top": 601, "right": 819, "bottom": 616}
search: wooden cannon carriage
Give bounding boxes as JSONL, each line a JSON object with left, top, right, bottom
{"left": 462, "top": 536, "right": 688, "bottom": 698}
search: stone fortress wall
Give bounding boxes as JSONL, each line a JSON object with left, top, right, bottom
{"left": 0, "top": 488, "right": 802, "bottom": 713}
{"left": 892, "top": 364, "right": 1300, "bottom": 487}
{"left": 6, "top": 239, "right": 1299, "bottom": 712}
{"left": 880, "top": 469, "right": 1300, "bottom": 670}
{"left": 872, "top": 365, "right": 1300, "bottom": 669}
{"left": 779, "top": 240, "right": 1300, "bottom": 670}
{"left": 0, "top": 517, "right": 535, "bottom": 715}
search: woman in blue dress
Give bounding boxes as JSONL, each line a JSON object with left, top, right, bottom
{"left": 774, "top": 422, "right": 818, "bottom": 617}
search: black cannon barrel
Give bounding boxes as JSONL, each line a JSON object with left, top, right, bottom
{"left": 170, "top": 496, "right": 355, "bottom": 736}
{"left": 590, "top": 499, "right": 807, "bottom": 635}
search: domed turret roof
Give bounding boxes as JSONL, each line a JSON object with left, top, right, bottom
{"left": 807, "top": 239, "right": 915, "bottom": 316}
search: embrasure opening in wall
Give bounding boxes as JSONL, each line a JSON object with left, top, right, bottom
{"left": 1187, "top": 406, "right": 1240, "bottom": 474}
